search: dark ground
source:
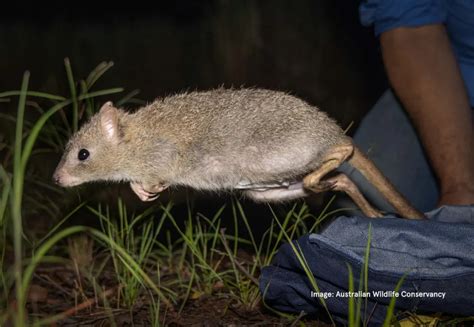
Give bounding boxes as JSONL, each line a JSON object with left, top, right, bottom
{"left": 24, "top": 263, "right": 333, "bottom": 326}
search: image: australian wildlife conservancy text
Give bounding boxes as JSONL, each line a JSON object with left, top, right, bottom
{"left": 311, "top": 291, "right": 446, "bottom": 299}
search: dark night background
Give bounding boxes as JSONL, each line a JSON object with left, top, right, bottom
{"left": 0, "top": 0, "right": 386, "bottom": 126}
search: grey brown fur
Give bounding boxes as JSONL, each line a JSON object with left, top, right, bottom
{"left": 53, "top": 88, "right": 424, "bottom": 219}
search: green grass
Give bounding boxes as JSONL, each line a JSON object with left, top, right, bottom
{"left": 0, "top": 60, "right": 138, "bottom": 326}
{"left": 89, "top": 199, "right": 176, "bottom": 308}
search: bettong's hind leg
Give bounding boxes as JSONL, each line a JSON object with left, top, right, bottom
{"left": 313, "top": 173, "right": 381, "bottom": 218}
{"left": 303, "top": 144, "right": 381, "bottom": 218}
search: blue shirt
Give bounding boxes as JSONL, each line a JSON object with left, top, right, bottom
{"left": 360, "top": 0, "right": 474, "bottom": 107}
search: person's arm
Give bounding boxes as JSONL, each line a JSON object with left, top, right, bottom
{"left": 380, "top": 24, "right": 474, "bottom": 206}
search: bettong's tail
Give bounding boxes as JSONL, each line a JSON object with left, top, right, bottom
{"left": 349, "top": 146, "right": 425, "bottom": 219}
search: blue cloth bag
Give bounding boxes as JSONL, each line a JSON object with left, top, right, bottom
{"left": 259, "top": 206, "right": 474, "bottom": 325}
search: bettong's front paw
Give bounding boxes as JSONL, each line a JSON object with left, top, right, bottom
{"left": 130, "top": 182, "right": 169, "bottom": 202}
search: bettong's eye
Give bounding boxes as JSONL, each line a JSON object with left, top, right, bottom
{"left": 78, "top": 149, "right": 90, "bottom": 161}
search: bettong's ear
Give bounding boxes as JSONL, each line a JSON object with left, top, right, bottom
{"left": 99, "top": 101, "right": 120, "bottom": 143}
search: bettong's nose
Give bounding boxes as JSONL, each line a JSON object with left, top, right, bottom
{"left": 52, "top": 172, "right": 61, "bottom": 185}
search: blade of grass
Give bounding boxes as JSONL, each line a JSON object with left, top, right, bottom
{"left": 64, "top": 58, "right": 79, "bottom": 132}
{"left": 20, "top": 100, "right": 71, "bottom": 172}
{"left": 219, "top": 229, "right": 259, "bottom": 285}
{"left": 79, "top": 80, "right": 94, "bottom": 118}
{"left": 382, "top": 274, "right": 408, "bottom": 327}
{"left": 347, "top": 263, "right": 355, "bottom": 327}
{"left": 85, "top": 61, "right": 109, "bottom": 87}
{"left": 116, "top": 89, "right": 141, "bottom": 107}
{"left": 359, "top": 224, "right": 372, "bottom": 326}
{"left": 265, "top": 203, "right": 298, "bottom": 264}
{"left": 0, "top": 91, "right": 65, "bottom": 101}
{"left": 178, "top": 264, "right": 196, "bottom": 314}
{"left": 231, "top": 198, "right": 239, "bottom": 257}
{"left": 0, "top": 165, "right": 11, "bottom": 227}
{"left": 235, "top": 199, "right": 260, "bottom": 265}
{"left": 77, "top": 88, "right": 124, "bottom": 101}
{"left": 36, "top": 202, "right": 87, "bottom": 246}
{"left": 12, "top": 71, "right": 29, "bottom": 327}
{"left": 86, "top": 61, "right": 114, "bottom": 89}
{"left": 0, "top": 165, "right": 10, "bottom": 308}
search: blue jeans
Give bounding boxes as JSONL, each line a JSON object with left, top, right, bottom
{"left": 338, "top": 89, "right": 439, "bottom": 213}
{"left": 259, "top": 206, "right": 474, "bottom": 326}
